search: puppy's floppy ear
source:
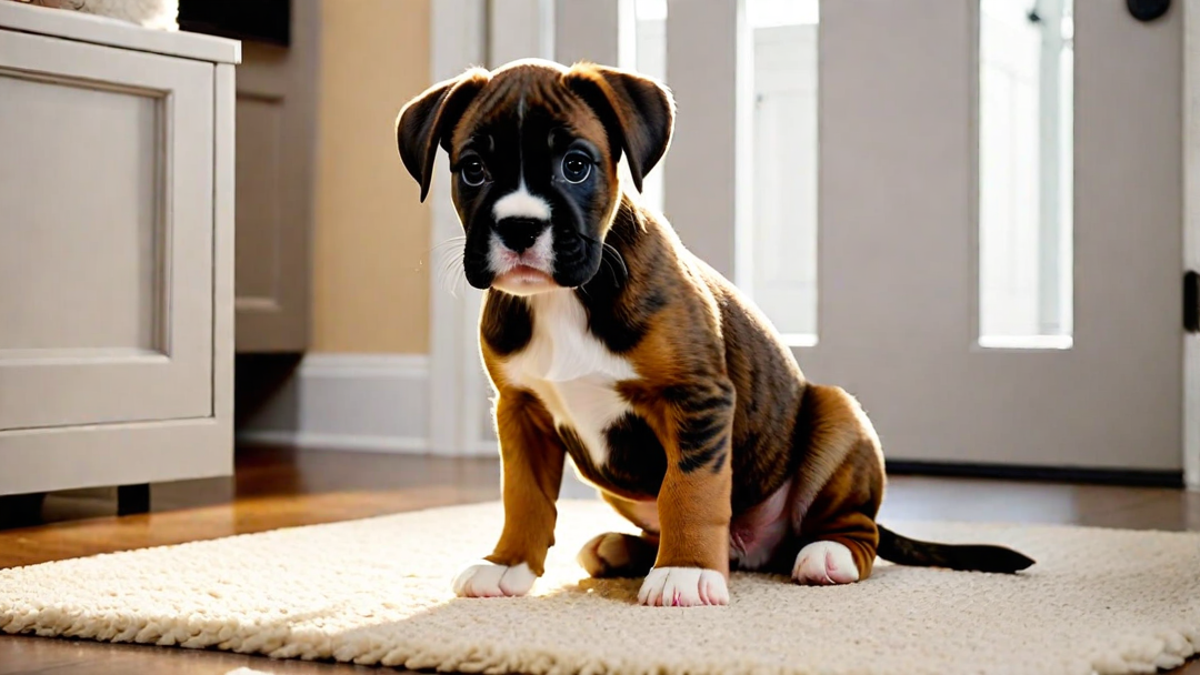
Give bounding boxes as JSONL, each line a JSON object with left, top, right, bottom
{"left": 563, "top": 63, "right": 675, "bottom": 193}
{"left": 395, "top": 68, "right": 491, "bottom": 202}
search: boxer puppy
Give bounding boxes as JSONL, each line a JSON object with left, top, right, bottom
{"left": 394, "top": 58, "right": 1034, "bottom": 607}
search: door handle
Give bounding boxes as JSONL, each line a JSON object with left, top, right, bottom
{"left": 1127, "top": 0, "right": 1170, "bottom": 22}
{"left": 1185, "top": 271, "right": 1199, "bottom": 333}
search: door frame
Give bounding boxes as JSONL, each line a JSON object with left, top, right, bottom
{"left": 425, "top": 0, "right": 489, "bottom": 457}
{"left": 1183, "top": 0, "right": 1200, "bottom": 489}
{"left": 427, "top": 0, "right": 1200, "bottom": 490}
{"left": 426, "top": 0, "right": 560, "bottom": 457}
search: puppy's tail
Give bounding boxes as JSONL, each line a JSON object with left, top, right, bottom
{"left": 876, "top": 524, "right": 1035, "bottom": 574}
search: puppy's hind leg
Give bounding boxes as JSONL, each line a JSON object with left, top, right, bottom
{"left": 578, "top": 493, "right": 661, "bottom": 578}
{"left": 578, "top": 531, "right": 660, "bottom": 578}
{"left": 788, "top": 384, "right": 885, "bottom": 586}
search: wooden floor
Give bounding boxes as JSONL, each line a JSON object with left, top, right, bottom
{"left": 1, "top": 445, "right": 1198, "bottom": 674}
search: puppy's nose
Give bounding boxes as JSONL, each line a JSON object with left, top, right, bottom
{"left": 495, "top": 218, "right": 546, "bottom": 253}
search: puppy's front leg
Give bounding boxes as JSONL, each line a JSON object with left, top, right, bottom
{"left": 638, "top": 380, "right": 735, "bottom": 607}
{"left": 453, "top": 392, "right": 566, "bottom": 598}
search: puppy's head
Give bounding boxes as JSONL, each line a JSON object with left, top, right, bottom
{"left": 395, "top": 58, "right": 674, "bottom": 296}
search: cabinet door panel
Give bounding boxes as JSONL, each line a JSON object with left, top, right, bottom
{"left": 0, "top": 30, "right": 214, "bottom": 430}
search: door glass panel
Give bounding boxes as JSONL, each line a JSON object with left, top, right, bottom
{"left": 634, "top": 0, "right": 667, "bottom": 215}
{"left": 747, "top": 0, "right": 820, "bottom": 345}
{"left": 978, "top": 0, "right": 1074, "bottom": 349}
{"left": 634, "top": 0, "right": 820, "bottom": 346}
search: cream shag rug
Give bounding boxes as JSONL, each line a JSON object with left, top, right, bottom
{"left": 2, "top": 499, "right": 1200, "bottom": 675}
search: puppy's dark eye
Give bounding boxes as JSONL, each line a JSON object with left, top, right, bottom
{"left": 461, "top": 159, "right": 487, "bottom": 187}
{"left": 561, "top": 152, "right": 592, "bottom": 184}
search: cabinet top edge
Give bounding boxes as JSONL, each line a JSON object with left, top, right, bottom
{"left": 0, "top": 1, "right": 241, "bottom": 64}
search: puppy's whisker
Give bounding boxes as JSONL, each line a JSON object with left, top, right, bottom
{"left": 450, "top": 263, "right": 467, "bottom": 299}
{"left": 437, "top": 249, "right": 461, "bottom": 277}
{"left": 602, "top": 242, "right": 629, "bottom": 281}
{"left": 591, "top": 243, "right": 627, "bottom": 290}
{"left": 429, "top": 235, "right": 467, "bottom": 256}
{"left": 596, "top": 255, "right": 618, "bottom": 289}
{"left": 437, "top": 261, "right": 456, "bottom": 295}
{"left": 431, "top": 235, "right": 468, "bottom": 296}
{"left": 569, "top": 229, "right": 628, "bottom": 288}
{"left": 602, "top": 220, "right": 635, "bottom": 248}
{"left": 452, "top": 262, "right": 470, "bottom": 298}
{"left": 433, "top": 245, "right": 466, "bottom": 298}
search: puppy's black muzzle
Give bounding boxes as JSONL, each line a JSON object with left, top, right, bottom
{"left": 495, "top": 218, "right": 547, "bottom": 253}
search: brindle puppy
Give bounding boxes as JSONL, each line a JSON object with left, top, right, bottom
{"left": 395, "top": 58, "right": 1033, "bottom": 606}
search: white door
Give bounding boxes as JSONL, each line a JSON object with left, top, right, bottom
{"left": 805, "top": 0, "right": 1182, "bottom": 478}
{"left": 638, "top": 0, "right": 1185, "bottom": 480}
{"left": 0, "top": 29, "right": 216, "bottom": 431}
{"left": 428, "top": 0, "right": 1195, "bottom": 485}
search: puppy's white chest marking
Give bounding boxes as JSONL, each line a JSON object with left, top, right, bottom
{"left": 502, "top": 291, "right": 638, "bottom": 468}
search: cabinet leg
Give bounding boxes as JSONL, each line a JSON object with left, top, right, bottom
{"left": 116, "top": 484, "right": 151, "bottom": 516}
{"left": 0, "top": 492, "right": 47, "bottom": 529}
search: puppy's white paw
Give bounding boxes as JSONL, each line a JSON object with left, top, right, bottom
{"left": 451, "top": 561, "right": 536, "bottom": 598}
{"left": 637, "top": 567, "right": 729, "bottom": 607}
{"left": 792, "top": 541, "right": 860, "bottom": 585}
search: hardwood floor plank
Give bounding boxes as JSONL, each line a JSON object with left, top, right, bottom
{"left": 0, "top": 486, "right": 498, "bottom": 569}
{"left": 0, "top": 636, "right": 90, "bottom": 675}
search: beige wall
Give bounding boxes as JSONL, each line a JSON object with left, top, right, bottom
{"left": 312, "top": 0, "right": 432, "bottom": 354}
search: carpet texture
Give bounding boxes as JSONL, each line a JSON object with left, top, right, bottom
{"left": 2, "top": 499, "right": 1200, "bottom": 675}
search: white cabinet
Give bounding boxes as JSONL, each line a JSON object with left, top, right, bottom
{"left": 0, "top": 2, "right": 237, "bottom": 495}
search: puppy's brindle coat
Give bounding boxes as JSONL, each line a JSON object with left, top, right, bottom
{"left": 396, "top": 58, "right": 1033, "bottom": 606}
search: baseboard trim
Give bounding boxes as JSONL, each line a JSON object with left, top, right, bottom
{"left": 238, "top": 429, "right": 494, "bottom": 457}
{"left": 236, "top": 353, "right": 434, "bottom": 454}
{"left": 298, "top": 353, "right": 429, "bottom": 379}
{"left": 466, "top": 439, "right": 499, "bottom": 458}
{"left": 886, "top": 459, "right": 1184, "bottom": 488}
{"left": 238, "top": 429, "right": 430, "bottom": 454}
{"left": 236, "top": 429, "right": 298, "bottom": 448}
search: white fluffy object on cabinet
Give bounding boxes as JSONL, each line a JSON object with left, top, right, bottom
{"left": 10, "top": 0, "right": 178, "bottom": 31}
